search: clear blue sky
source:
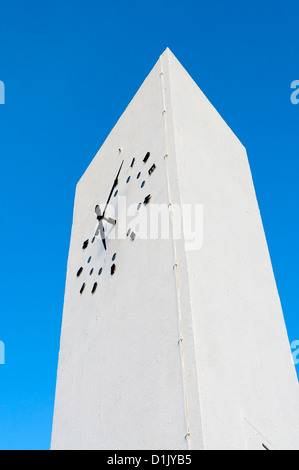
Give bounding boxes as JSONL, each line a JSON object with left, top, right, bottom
{"left": 0, "top": 0, "right": 298, "bottom": 450}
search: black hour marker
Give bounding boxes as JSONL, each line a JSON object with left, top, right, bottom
{"left": 130, "top": 158, "right": 135, "bottom": 168}
{"left": 143, "top": 152, "right": 150, "bottom": 163}
{"left": 91, "top": 282, "right": 98, "bottom": 294}
{"left": 148, "top": 164, "right": 156, "bottom": 175}
{"left": 111, "top": 264, "right": 116, "bottom": 275}
{"left": 77, "top": 267, "right": 83, "bottom": 277}
{"left": 144, "top": 194, "right": 151, "bottom": 205}
{"left": 80, "top": 283, "right": 86, "bottom": 294}
{"left": 82, "top": 240, "right": 89, "bottom": 249}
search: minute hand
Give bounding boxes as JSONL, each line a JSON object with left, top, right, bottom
{"left": 103, "top": 160, "right": 124, "bottom": 216}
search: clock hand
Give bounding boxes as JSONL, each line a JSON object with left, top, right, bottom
{"left": 95, "top": 204, "right": 102, "bottom": 218}
{"left": 103, "top": 216, "right": 116, "bottom": 225}
{"left": 95, "top": 205, "right": 116, "bottom": 226}
{"left": 94, "top": 205, "right": 107, "bottom": 251}
{"left": 94, "top": 161, "right": 123, "bottom": 250}
{"left": 103, "top": 160, "right": 124, "bottom": 217}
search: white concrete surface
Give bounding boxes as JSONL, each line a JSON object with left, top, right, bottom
{"left": 51, "top": 49, "right": 299, "bottom": 450}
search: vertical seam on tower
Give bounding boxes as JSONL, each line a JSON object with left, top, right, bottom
{"left": 159, "top": 54, "right": 191, "bottom": 450}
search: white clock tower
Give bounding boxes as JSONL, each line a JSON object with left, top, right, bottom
{"left": 51, "top": 48, "right": 299, "bottom": 450}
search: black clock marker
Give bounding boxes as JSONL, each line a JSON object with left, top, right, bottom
{"left": 80, "top": 283, "right": 86, "bottom": 294}
{"left": 143, "top": 152, "right": 150, "bottom": 163}
{"left": 91, "top": 282, "right": 98, "bottom": 294}
{"left": 148, "top": 164, "right": 156, "bottom": 175}
{"left": 82, "top": 240, "right": 89, "bottom": 250}
{"left": 77, "top": 267, "right": 83, "bottom": 277}
{"left": 144, "top": 194, "right": 151, "bottom": 205}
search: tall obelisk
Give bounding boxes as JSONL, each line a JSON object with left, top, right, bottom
{"left": 51, "top": 49, "right": 299, "bottom": 450}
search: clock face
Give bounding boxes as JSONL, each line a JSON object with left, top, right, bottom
{"left": 76, "top": 151, "right": 157, "bottom": 295}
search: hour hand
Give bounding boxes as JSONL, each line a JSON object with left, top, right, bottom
{"left": 103, "top": 216, "right": 116, "bottom": 225}
{"left": 94, "top": 205, "right": 107, "bottom": 250}
{"left": 95, "top": 205, "right": 116, "bottom": 225}
{"left": 95, "top": 205, "right": 102, "bottom": 218}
